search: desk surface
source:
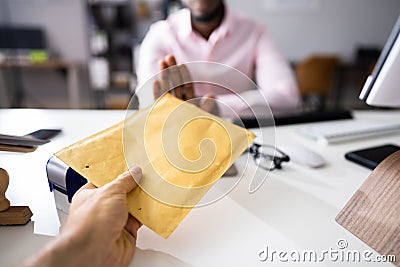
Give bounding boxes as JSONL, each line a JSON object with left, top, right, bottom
{"left": 0, "top": 109, "right": 399, "bottom": 266}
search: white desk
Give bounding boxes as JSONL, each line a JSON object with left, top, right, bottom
{"left": 0, "top": 109, "right": 399, "bottom": 266}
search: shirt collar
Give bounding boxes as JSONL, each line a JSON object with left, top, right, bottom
{"left": 213, "top": 7, "right": 232, "bottom": 39}
{"left": 178, "top": 7, "right": 233, "bottom": 40}
{"left": 179, "top": 8, "right": 193, "bottom": 38}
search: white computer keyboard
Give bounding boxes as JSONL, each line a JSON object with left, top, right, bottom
{"left": 295, "top": 119, "right": 400, "bottom": 143}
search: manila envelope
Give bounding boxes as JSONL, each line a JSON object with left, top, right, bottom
{"left": 55, "top": 94, "right": 255, "bottom": 238}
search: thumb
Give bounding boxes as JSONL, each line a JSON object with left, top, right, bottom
{"left": 200, "top": 94, "right": 219, "bottom": 115}
{"left": 110, "top": 166, "right": 142, "bottom": 194}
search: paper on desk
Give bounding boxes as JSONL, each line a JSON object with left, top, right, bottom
{"left": 55, "top": 94, "right": 255, "bottom": 238}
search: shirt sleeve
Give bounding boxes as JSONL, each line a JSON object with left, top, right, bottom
{"left": 217, "top": 28, "right": 300, "bottom": 118}
{"left": 136, "top": 22, "right": 170, "bottom": 109}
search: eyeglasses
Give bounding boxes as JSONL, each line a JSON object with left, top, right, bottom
{"left": 248, "top": 143, "right": 290, "bottom": 171}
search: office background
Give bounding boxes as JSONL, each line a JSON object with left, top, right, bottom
{"left": 0, "top": 0, "right": 399, "bottom": 109}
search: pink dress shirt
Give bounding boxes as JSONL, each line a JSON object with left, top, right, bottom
{"left": 136, "top": 8, "right": 300, "bottom": 117}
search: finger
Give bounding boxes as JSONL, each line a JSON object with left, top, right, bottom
{"left": 168, "top": 65, "right": 183, "bottom": 98}
{"left": 153, "top": 80, "right": 162, "bottom": 99}
{"left": 110, "top": 166, "right": 142, "bottom": 194}
{"left": 179, "top": 64, "right": 194, "bottom": 100}
{"left": 158, "top": 59, "right": 167, "bottom": 70}
{"left": 159, "top": 60, "right": 170, "bottom": 93}
{"left": 75, "top": 182, "right": 97, "bottom": 195}
{"left": 165, "top": 54, "right": 177, "bottom": 66}
{"left": 125, "top": 215, "right": 141, "bottom": 240}
{"left": 164, "top": 55, "right": 184, "bottom": 98}
{"left": 200, "top": 94, "right": 219, "bottom": 115}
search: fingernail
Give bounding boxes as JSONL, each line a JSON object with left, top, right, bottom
{"left": 129, "top": 166, "right": 142, "bottom": 183}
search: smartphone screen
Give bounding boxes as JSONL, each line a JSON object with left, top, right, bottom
{"left": 345, "top": 144, "right": 400, "bottom": 170}
{"left": 25, "top": 129, "right": 62, "bottom": 140}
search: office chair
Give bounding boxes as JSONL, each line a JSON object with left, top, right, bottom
{"left": 295, "top": 55, "right": 339, "bottom": 111}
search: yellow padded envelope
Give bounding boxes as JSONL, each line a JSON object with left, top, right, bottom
{"left": 55, "top": 94, "right": 255, "bottom": 238}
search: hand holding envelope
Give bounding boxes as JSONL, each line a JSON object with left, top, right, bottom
{"left": 55, "top": 89, "right": 255, "bottom": 239}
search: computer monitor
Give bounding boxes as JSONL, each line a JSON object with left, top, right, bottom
{"left": 0, "top": 26, "right": 45, "bottom": 50}
{"left": 359, "top": 15, "right": 400, "bottom": 107}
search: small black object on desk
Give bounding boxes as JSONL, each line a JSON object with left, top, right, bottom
{"left": 234, "top": 109, "right": 353, "bottom": 128}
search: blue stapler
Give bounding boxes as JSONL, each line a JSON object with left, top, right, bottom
{"left": 46, "top": 156, "right": 87, "bottom": 213}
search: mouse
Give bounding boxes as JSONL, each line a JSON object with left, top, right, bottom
{"left": 280, "top": 144, "right": 326, "bottom": 168}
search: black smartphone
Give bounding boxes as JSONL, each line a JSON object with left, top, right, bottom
{"left": 345, "top": 144, "right": 400, "bottom": 170}
{"left": 0, "top": 133, "right": 49, "bottom": 147}
{"left": 25, "top": 129, "right": 62, "bottom": 140}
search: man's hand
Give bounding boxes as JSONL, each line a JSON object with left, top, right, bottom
{"left": 153, "top": 55, "right": 195, "bottom": 101}
{"left": 153, "top": 54, "right": 219, "bottom": 115}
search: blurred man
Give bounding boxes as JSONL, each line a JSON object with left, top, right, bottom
{"left": 136, "top": 0, "right": 300, "bottom": 117}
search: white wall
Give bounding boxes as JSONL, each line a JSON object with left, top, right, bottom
{"left": 4, "top": 0, "right": 89, "bottom": 62}
{"left": 0, "top": 0, "right": 92, "bottom": 108}
{"left": 226, "top": 0, "right": 400, "bottom": 61}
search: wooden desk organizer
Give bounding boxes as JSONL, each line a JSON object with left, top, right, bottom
{"left": 336, "top": 150, "right": 400, "bottom": 266}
